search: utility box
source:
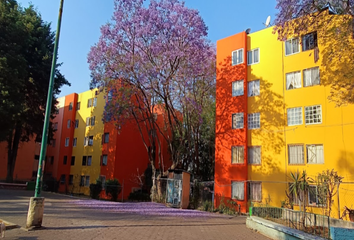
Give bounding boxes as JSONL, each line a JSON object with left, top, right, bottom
{"left": 166, "top": 169, "right": 190, "bottom": 209}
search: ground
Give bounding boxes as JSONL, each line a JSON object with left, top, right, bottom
{"left": 0, "top": 189, "right": 269, "bottom": 240}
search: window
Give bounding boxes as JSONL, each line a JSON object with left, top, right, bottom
{"left": 102, "top": 155, "right": 108, "bottom": 166}
{"left": 82, "top": 156, "right": 87, "bottom": 166}
{"left": 305, "top": 105, "right": 322, "bottom": 125}
{"left": 232, "top": 48, "right": 244, "bottom": 65}
{"left": 249, "top": 182, "right": 262, "bottom": 202}
{"left": 232, "top": 80, "right": 244, "bottom": 97}
{"left": 34, "top": 155, "right": 40, "bottom": 160}
{"left": 76, "top": 102, "right": 80, "bottom": 110}
{"left": 85, "top": 176, "right": 90, "bottom": 186}
{"left": 288, "top": 145, "right": 304, "bottom": 164}
{"left": 86, "top": 117, "right": 90, "bottom": 126}
{"left": 248, "top": 147, "right": 261, "bottom": 164}
{"left": 232, "top": 113, "right": 244, "bottom": 129}
{"left": 86, "top": 117, "right": 95, "bottom": 127}
{"left": 93, "top": 97, "right": 97, "bottom": 107}
{"left": 69, "top": 175, "right": 73, "bottom": 185}
{"left": 87, "top": 98, "right": 93, "bottom": 108}
{"left": 248, "top": 80, "right": 260, "bottom": 97}
{"left": 247, "top": 48, "right": 259, "bottom": 65}
{"left": 286, "top": 71, "right": 301, "bottom": 90}
{"left": 87, "top": 156, "right": 92, "bottom": 166}
{"left": 73, "top": 138, "right": 77, "bottom": 147}
{"left": 52, "top": 139, "right": 56, "bottom": 147}
{"left": 108, "top": 90, "right": 113, "bottom": 101}
{"left": 75, "top": 120, "right": 79, "bottom": 128}
{"left": 231, "top": 146, "right": 244, "bottom": 164}
{"left": 303, "top": 67, "right": 320, "bottom": 87}
{"left": 60, "top": 174, "right": 66, "bottom": 184}
{"left": 69, "top": 102, "right": 73, "bottom": 111}
{"left": 50, "top": 156, "right": 54, "bottom": 165}
{"left": 63, "top": 156, "right": 67, "bottom": 165}
{"left": 91, "top": 116, "right": 95, "bottom": 126}
{"left": 302, "top": 32, "right": 317, "bottom": 51}
{"left": 248, "top": 113, "right": 260, "bottom": 129}
{"left": 71, "top": 156, "right": 75, "bottom": 166}
{"left": 53, "top": 122, "right": 58, "bottom": 130}
{"left": 307, "top": 144, "right": 324, "bottom": 164}
{"left": 55, "top": 108, "right": 59, "bottom": 115}
{"left": 67, "top": 120, "right": 71, "bottom": 129}
{"left": 309, "top": 185, "right": 326, "bottom": 206}
{"left": 104, "top": 133, "right": 109, "bottom": 143}
{"left": 88, "top": 136, "right": 93, "bottom": 146}
{"left": 287, "top": 107, "right": 303, "bottom": 126}
{"left": 231, "top": 181, "right": 244, "bottom": 200}
{"left": 80, "top": 176, "right": 85, "bottom": 186}
{"left": 65, "top": 137, "right": 69, "bottom": 147}
{"left": 285, "top": 38, "right": 300, "bottom": 55}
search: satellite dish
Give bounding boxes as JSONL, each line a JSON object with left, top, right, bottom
{"left": 265, "top": 16, "right": 271, "bottom": 27}
{"left": 245, "top": 28, "right": 251, "bottom": 34}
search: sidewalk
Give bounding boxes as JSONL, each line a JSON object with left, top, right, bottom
{"left": 0, "top": 189, "right": 269, "bottom": 240}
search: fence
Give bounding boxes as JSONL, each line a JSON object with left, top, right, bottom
{"left": 190, "top": 181, "right": 214, "bottom": 211}
{"left": 251, "top": 206, "right": 331, "bottom": 239}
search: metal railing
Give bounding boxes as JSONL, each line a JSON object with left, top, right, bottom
{"left": 251, "top": 206, "right": 331, "bottom": 239}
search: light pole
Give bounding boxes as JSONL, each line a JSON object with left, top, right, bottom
{"left": 26, "top": 0, "right": 64, "bottom": 229}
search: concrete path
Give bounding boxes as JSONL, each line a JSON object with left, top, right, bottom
{"left": 0, "top": 189, "right": 269, "bottom": 240}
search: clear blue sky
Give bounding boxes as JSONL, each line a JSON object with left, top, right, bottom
{"left": 18, "top": 0, "right": 278, "bottom": 97}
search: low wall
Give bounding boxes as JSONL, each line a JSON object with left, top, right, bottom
{"left": 330, "top": 226, "right": 354, "bottom": 240}
{"left": 246, "top": 216, "right": 326, "bottom": 240}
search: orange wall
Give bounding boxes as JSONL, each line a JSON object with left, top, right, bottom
{"left": 215, "top": 32, "right": 248, "bottom": 212}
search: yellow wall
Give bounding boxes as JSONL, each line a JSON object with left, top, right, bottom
{"left": 246, "top": 26, "right": 354, "bottom": 218}
{"left": 70, "top": 89, "right": 104, "bottom": 195}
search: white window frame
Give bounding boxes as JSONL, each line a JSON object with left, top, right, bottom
{"left": 248, "top": 146, "right": 261, "bottom": 165}
{"left": 232, "top": 48, "right": 244, "bottom": 66}
{"left": 286, "top": 71, "right": 302, "bottom": 90}
{"left": 288, "top": 145, "right": 304, "bottom": 165}
{"left": 248, "top": 113, "right": 260, "bottom": 129}
{"left": 303, "top": 67, "right": 320, "bottom": 87}
{"left": 247, "top": 48, "right": 260, "bottom": 65}
{"left": 249, "top": 182, "right": 262, "bottom": 202}
{"left": 65, "top": 137, "right": 69, "bottom": 147}
{"left": 285, "top": 38, "right": 300, "bottom": 56}
{"left": 231, "top": 146, "right": 244, "bottom": 164}
{"left": 287, "top": 107, "right": 303, "bottom": 126}
{"left": 232, "top": 80, "right": 244, "bottom": 97}
{"left": 232, "top": 113, "right": 244, "bottom": 129}
{"left": 306, "top": 144, "right": 324, "bottom": 164}
{"left": 248, "top": 80, "right": 260, "bottom": 97}
{"left": 231, "top": 181, "right": 244, "bottom": 200}
{"left": 305, "top": 105, "right": 322, "bottom": 125}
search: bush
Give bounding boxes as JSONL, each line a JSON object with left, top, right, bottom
{"left": 128, "top": 190, "right": 150, "bottom": 201}
{"left": 105, "top": 178, "right": 122, "bottom": 201}
{"left": 89, "top": 179, "right": 102, "bottom": 200}
{"left": 203, "top": 200, "right": 212, "bottom": 212}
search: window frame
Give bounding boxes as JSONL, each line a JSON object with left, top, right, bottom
{"left": 71, "top": 156, "right": 75, "bottom": 166}
{"left": 285, "top": 38, "right": 300, "bottom": 56}
{"left": 75, "top": 119, "right": 79, "bottom": 128}
{"left": 104, "top": 133, "right": 109, "bottom": 143}
{"left": 232, "top": 80, "right": 244, "bottom": 97}
{"left": 302, "top": 32, "right": 318, "bottom": 52}
{"left": 304, "top": 105, "right": 322, "bottom": 125}
{"left": 85, "top": 176, "right": 90, "bottom": 187}
{"left": 247, "top": 48, "right": 260, "bottom": 65}
{"left": 306, "top": 144, "right": 324, "bottom": 164}
{"left": 87, "top": 156, "right": 92, "bottom": 166}
{"left": 91, "top": 116, "right": 95, "bottom": 126}
{"left": 288, "top": 144, "right": 305, "bottom": 165}
{"left": 67, "top": 120, "right": 71, "bottom": 129}
{"left": 287, "top": 107, "right": 303, "bottom": 126}
{"left": 231, "top": 181, "right": 245, "bottom": 201}
{"left": 286, "top": 71, "right": 302, "bottom": 90}
{"left": 65, "top": 137, "right": 69, "bottom": 147}
{"left": 248, "top": 80, "right": 260, "bottom": 97}
{"left": 76, "top": 102, "right": 81, "bottom": 110}
{"left": 232, "top": 113, "right": 244, "bottom": 129}
{"left": 303, "top": 67, "right": 320, "bottom": 87}
{"left": 231, "top": 146, "right": 244, "bottom": 164}
{"left": 69, "top": 175, "right": 73, "bottom": 185}
{"left": 69, "top": 102, "right": 73, "bottom": 111}
{"left": 102, "top": 155, "right": 108, "bottom": 166}
{"left": 248, "top": 182, "right": 262, "bottom": 202}
{"left": 248, "top": 112, "right": 260, "bottom": 130}
{"left": 73, "top": 138, "right": 77, "bottom": 147}
{"left": 231, "top": 48, "right": 244, "bottom": 66}
{"left": 82, "top": 156, "right": 87, "bottom": 166}
{"left": 248, "top": 146, "right": 261, "bottom": 165}
{"left": 63, "top": 156, "right": 68, "bottom": 165}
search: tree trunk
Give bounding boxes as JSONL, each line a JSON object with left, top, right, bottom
{"left": 6, "top": 122, "right": 22, "bottom": 183}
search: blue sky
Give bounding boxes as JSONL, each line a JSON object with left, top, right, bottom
{"left": 18, "top": 0, "right": 278, "bottom": 97}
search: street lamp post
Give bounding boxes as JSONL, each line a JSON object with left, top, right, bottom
{"left": 26, "top": 0, "right": 64, "bottom": 229}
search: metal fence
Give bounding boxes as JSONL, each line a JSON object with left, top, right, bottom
{"left": 251, "top": 206, "right": 331, "bottom": 239}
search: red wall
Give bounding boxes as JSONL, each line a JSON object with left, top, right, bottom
{"left": 215, "top": 32, "right": 248, "bottom": 212}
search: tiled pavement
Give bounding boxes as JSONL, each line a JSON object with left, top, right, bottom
{"left": 0, "top": 189, "right": 269, "bottom": 240}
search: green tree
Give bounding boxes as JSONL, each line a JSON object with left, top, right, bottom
{"left": 0, "top": 0, "right": 69, "bottom": 182}
{"left": 105, "top": 178, "right": 122, "bottom": 201}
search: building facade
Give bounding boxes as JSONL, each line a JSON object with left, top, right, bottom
{"left": 215, "top": 23, "right": 354, "bottom": 217}
{"left": 0, "top": 89, "right": 170, "bottom": 199}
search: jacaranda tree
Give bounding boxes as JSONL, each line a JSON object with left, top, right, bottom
{"left": 88, "top": 0, "right": 215, "bottom": 198}
{"left": 274, "top": 0, "right": 354, "bottom": 105}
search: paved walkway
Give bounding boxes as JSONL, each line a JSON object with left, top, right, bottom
{"left": 0, "top": 189, "right": 269, "bottom": 240}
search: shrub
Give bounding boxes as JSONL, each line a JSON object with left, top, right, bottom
{"left": 128, "top": 190, "right": 150, "bottom": 201}
{"left": 105, "top": 178, "right": 122, "bottom": 201}
{"left": 89, "top": 179, "right": 102, "bottom": 200}
{"left": 203, "top": 200, "right": 212, "bottom": 212}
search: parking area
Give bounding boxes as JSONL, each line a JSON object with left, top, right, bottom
{"left": 0, "top": 189, "right": 269, "bottom": 240}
